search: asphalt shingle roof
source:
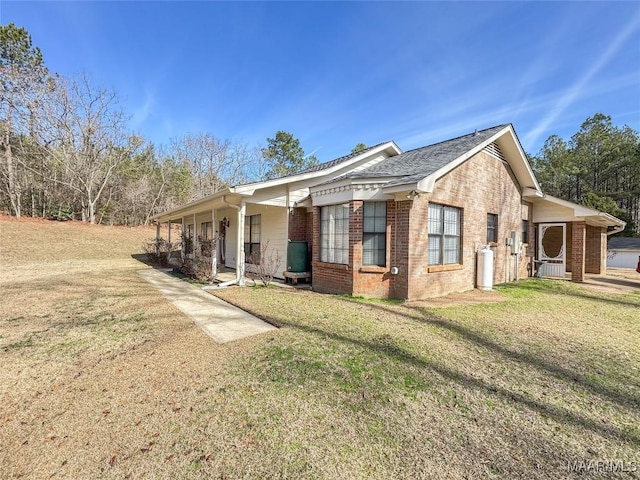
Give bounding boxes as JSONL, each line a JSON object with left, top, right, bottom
{"left": 608, "top": 237, "right": 640, "bottom": 250}
{"left": 278, "top": 141, "right": 395, "bottom": 178}
{"left": 336, "top": 124, "right": 509, "bottom": 186}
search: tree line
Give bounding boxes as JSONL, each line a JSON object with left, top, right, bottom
{"left": 2, "top": 24, "right": 638, "bottom": 235}
{"left": 530, "top": 113, "right": 639, "bottom": 236}
{"left": 0, "top": 24, "right": 318, "bottom": 225}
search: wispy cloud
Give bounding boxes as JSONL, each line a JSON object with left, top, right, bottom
{"left": 523, "top": 13, "right": 640, "bottom": 148}
{"left": 131, "top": 90, "right": 155, "bottom": 131}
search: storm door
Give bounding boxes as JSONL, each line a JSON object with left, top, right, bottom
{"left": 537, "top": 223, "right": 566, "bottom": 277}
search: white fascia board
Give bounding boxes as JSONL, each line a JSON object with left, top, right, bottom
{"left": 381, "top": 182, "right": 420, "bottom": 195}
{"left": 585, "top": 213, "right": 626, "bottom": 229}
{"left": 151, "top": 188, "right": 234, "bottom": 222}
{"left": 522, "top": 187, "right": 544, "bottom": 198}
{"left": 310, "top": 176, "right": 399, "bottom": 194}
{"left": 499, "top": 124, "right": 543, "bottom": 193}
{"left": 233, "top": 141, "right": 402, "bottom": 194}
{"left": 409, "top": 126, "right": 543, "bottom": 196}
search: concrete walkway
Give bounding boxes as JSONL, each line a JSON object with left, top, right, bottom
{"left": 138, "top": 269, "right": 276, "bottom": 343}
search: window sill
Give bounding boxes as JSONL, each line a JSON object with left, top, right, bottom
{"left": 428, "top": 264, "right": 463, "bottom": 273}
{"left": 486, "top": 242, "right": 499, "bottom": 247}
{"left": 359, "top": 265, "right": 387, "bottom": 273}
{"left": 313, "top": 261, "right": 350, "bottom": 271}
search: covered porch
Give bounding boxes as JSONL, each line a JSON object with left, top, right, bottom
{"left": 148, "top": 181, "right": 313, "bottom": 285}
{"left": 151, "top": 192, "right": 294, "bottom": 286}
{"left": 528, "top": 195, "right": 625, "bottom": 282}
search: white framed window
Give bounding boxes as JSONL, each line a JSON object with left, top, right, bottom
{"left": 428, "top": 203, "right": 461, "bottom": 265}
{"left": 185, "top": 224, "right": 194, "bottom": 254}
{"left": 201, "top": 221, "right": 213, "bottom": 240}
{"left": 363, "top": 202, "right": 386, "bottom": 267}
{"left": 244, "top": 214, "right": 261, "bottom": 263}
{"left": 320, "top": 204, "right": 349, "bottom": 264}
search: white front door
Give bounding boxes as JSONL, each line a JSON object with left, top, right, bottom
{"left": 538, "top": 223, "right": 566, "bottom": 277}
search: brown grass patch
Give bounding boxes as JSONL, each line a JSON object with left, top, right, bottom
{"left": 1, "top": 216, "right": 638, "bottom": 479}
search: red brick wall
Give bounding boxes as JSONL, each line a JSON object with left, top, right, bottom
{"left": 288, "top": 207, "right": 309, "bottom": 242}
{"left": 351, "top": 200, "right": 394, "bottom": 298}
{"left": 390, "top": 200, "right": 411, "bottom": 299}
{"left": 311, "top": 150, "right": 532, "bottom": 299}
{"left": 571, "top": 221, "right": 586, "bottom": 281}
{"left": 585, "top": 225, "right": 605, "bottom": 274}
{"left": 312, "top": 205, "right": 353, "bottom": 294}
{"left": 408, "top": 151, "right": 531, "bottom": 299}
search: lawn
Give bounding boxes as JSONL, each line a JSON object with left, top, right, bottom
{"left": 1, "top": 215, "right": 638, "bottom": 479}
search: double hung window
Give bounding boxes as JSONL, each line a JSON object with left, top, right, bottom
{"left": 428, "top": 203, "right": 461, "bottom": 265}
{"left": 363, "top": 202, "right": 386, "bottom": 267}
{"left": 244, "top": 214, "right": 261, "bottom": 263}
{"left": 320, "top": 204, "right": 349, "bottom": 264}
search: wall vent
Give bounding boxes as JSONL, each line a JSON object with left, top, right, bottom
{"left": 483, "top": 142, "right": 507, "bottom": 162}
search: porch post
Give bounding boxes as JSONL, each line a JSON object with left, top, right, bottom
{"left": 167, "top": 221, "right": 172, "bottom": 262}
{"left": 237, "top": 201, "right": 246, "bottom": 286}
{"left": 181, "top": 216, "right": 185, "bottom": 261}
{"left": 193, "top": 213, "right": 198, "bottom": 257}
{"left": 571, "top": 221, "right": 586, "bottom": 282}
{"left": 211, "top": 208, "right": 217, "bottom": 277}
{"left": 155, "top": 222, "right": 161, "bottom": 256}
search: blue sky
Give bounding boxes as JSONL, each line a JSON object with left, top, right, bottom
{"left": 2, "top": 1, "right": 639, "bottom": 162}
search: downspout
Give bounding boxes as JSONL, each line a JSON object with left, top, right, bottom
{"left": 211, "top": 208, "right": 217, "bottom": 278}
{"left": 605, "top": 224, "right": 625, "bottom": 236}
{"left": 285, "top": 185, "right": 290, "bottom": 241}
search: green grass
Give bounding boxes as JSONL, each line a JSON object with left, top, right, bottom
{"left": 3, "top": 216, "right": 639, "bottom": 479}
{"left": 213, "top": 281, "right": 640, "bottom": 478}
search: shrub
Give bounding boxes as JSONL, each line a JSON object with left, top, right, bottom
{"left": 143, "top": 238, "right": 174, "bottom": 267}
{"left": 248, "top": 241, "right": 282, "bottom": 287}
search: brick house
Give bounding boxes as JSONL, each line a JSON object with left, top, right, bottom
{"left": 152, "top": 124, "right": 625, "bottom": 300}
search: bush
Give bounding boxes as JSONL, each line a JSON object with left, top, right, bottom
{"left": 143, "top": 238, "right": 174, "bottom": 267}
{"left": 248, "top": 241, "right": 281, "bottom": 287}
{"left": 47, "top": 206, "right": 74, "bottom": 221}
{"left": 180, "top": 256, "right": 214, "bottom": 283}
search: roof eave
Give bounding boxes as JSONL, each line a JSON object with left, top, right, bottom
{"left": 150, "top": 187, "right": 237, "bottom": 222}
{"left": 390, "top": 125, "right": 542, "bottom": 195}
{"left": 233, "top": 141, "right": 402, "bottom": 194}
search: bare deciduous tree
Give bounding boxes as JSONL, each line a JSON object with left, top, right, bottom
{"left": 169, "top": 133, "right": 254, "bottom": 200}
{"left": 43, "top": 75, "right": 139, "bottom": 223}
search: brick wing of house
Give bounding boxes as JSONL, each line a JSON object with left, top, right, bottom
{"left": 151, "top": 124, "right": 626, "bottom": 300}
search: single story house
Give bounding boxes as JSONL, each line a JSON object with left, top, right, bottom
{"left": 151, "top": 124, "right": 625, "bottom": 300}
{"left": 607, "top": 237, "right": 640, "bottom": 269}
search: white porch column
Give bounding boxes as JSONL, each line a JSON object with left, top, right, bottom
{"left": 237, "top": 201, "right": 246, "bottom": 286}
{"left": 193, "top": 213, "right": 198, "bottom": 257}
{"left": 181, "top": 216, "right": 185, "bottom": 261}
{"left": 167, "top": 221, "right": 172, "bottom": 261}
{"left": 155, "top": 222, "right": 161, "bottom": 256}
{"left": 211, "top": 208, "right": 217, "bottom": 277}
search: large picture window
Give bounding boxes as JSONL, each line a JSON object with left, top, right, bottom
{"left": 428, "top": 203, "right": 461, "bottom": 265}
{"left": 320, "top": 204, "right": 349, "bottom": 264}
{"left": 363, "top": 202, "right": 386, "bottom": 266}
{"left": 244, "top": 214, "right": 261, "bottom": 263}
